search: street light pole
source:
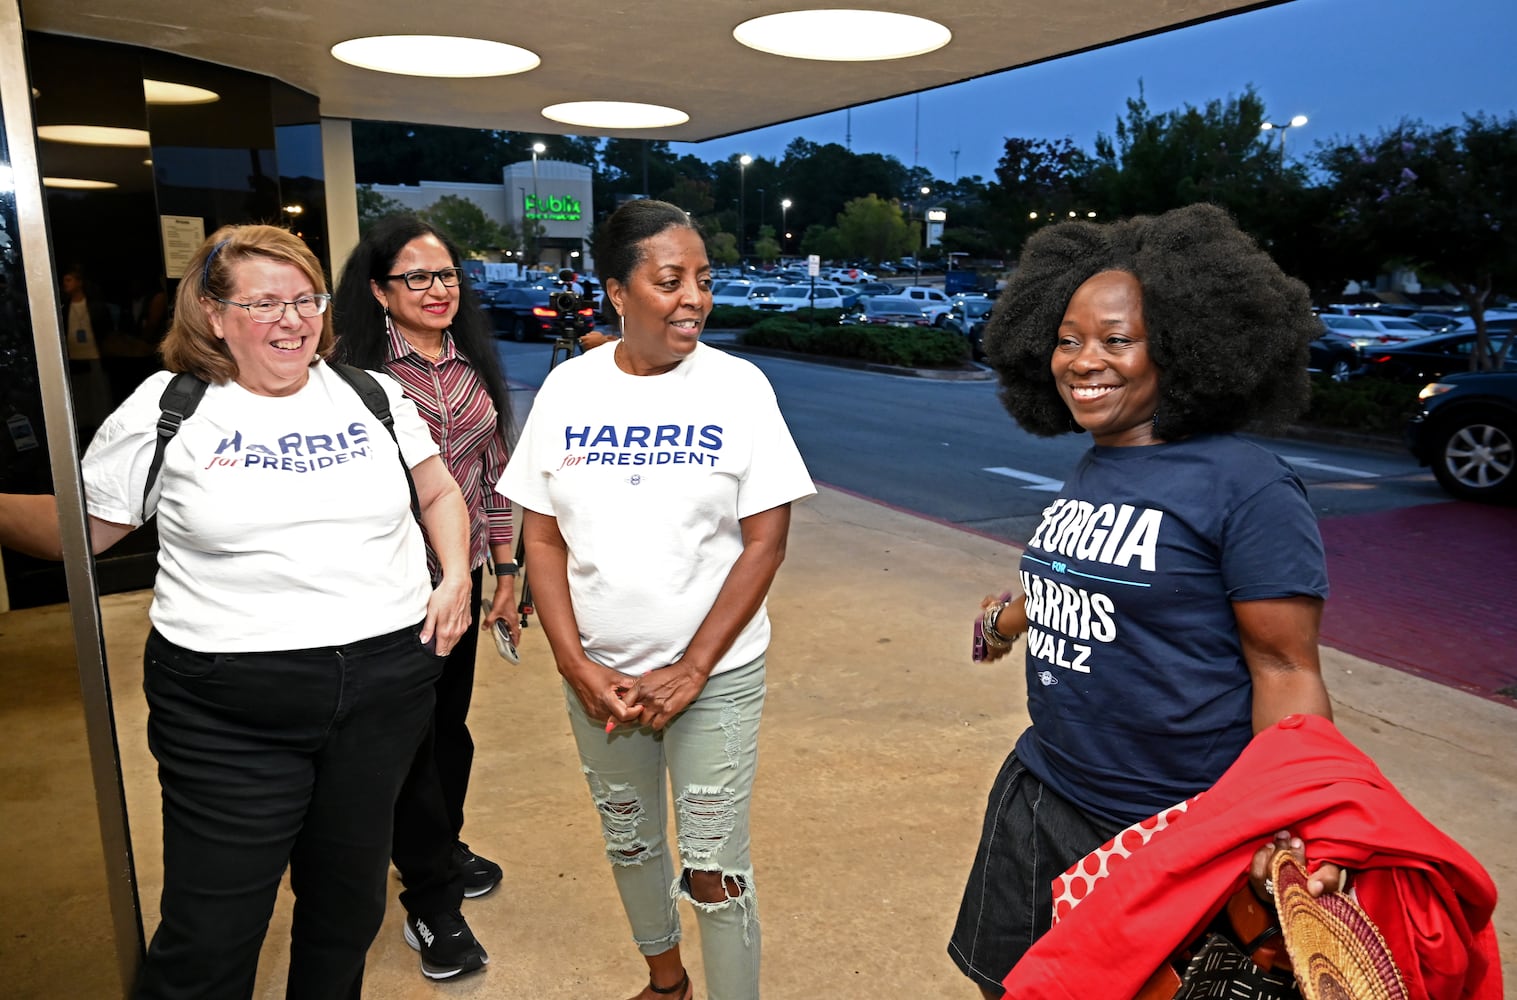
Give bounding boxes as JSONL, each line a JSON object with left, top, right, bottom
{"left": 1260, "top": 114, "right": 1308, "bottom": 167}
{"left": 915, "top": 185, "right": 930, "bottom": 284}
{"left": 530, "top": 141, "right": 546, "bottom": 268}
{"left": 781, "top": 198, "right": 791, "bottom": 254}
{"left": 738, "top": 154, "right": 752, "bottom": 260}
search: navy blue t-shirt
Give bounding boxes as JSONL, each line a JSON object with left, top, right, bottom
{"left": 1012, "top": 435, "right": 1328, "bottom": 825}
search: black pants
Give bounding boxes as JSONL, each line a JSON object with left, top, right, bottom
{"left": 948, "top": 750, "right": 1125, "bottom": 995}
{"left": 392, "top": 567, "right": 484, "bottom": 916}
{"left": 135, "top": 625, "right": 442, "bottom": 1000}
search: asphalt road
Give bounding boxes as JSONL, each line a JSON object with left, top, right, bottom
{"left": 495, "top": 338, "right": 1449, "bottom": 546}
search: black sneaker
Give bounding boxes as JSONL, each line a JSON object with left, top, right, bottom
{"left": 403, "top": 910, "right": 488, "bottom": 980}
{"left": 455, "top": 842, "right": 503, "bottom": 898}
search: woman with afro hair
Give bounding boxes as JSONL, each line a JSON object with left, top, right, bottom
{"left": 948, "top": 203, "right": 1344, "bottom": 997}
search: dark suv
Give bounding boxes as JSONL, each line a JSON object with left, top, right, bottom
{"left": 1405, "top": 370, "right": 1517, "bottom": 502}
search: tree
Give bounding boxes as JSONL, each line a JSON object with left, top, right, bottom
{"left": 798, "top": 223, "right": 844, "bottom": 262}
{"left": 421, "top": 195, "right": 505, "bottom": 257}
{"left": 753, "top": 225, "right": 781, "bottom": 265}
{"left": 353, "top": 123, "right": 517, "bottom": 184}
{"left": 834, "top": 194, "right": 914, "bottom": 263}
{"left": 1320, "top": 115, "right": 1517, "bottom": 369}
{"left": 778, "top": 140, "right": 910, "bottom": 237}
{"left": 662, "top": 176, "right": 715, "bottom": 216}
{"left": 987, "top": 137, "right": 1093, "bottom": 257}
{"left": 357, "top": 184, "right": 409, "bottom": 235}
{"left": 1086, "top": 85, "right": 1288, "bottom": 232}
{"left": 706, "top": 231, "right": 739, "bottom": 267}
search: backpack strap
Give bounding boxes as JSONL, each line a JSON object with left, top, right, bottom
{"left": 144, "top": 372, "right": 209, "bottom": 521}
{"left": 328, "top": 362, "right": 421, "bottom": 525}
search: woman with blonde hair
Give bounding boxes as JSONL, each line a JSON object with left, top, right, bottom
{"left": 0, "top": 223, "right": 472, "bottom": 998}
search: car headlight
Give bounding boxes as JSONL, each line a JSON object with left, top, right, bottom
{"left": 1417, "top": 382, "right": 1455, "bottom": 401}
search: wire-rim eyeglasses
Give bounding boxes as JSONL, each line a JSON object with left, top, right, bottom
{"left": 211, "top": 293, "right": 331, "bottom": 324}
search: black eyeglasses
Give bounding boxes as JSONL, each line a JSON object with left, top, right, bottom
{"left": 385, "top": 267, "right": 463, "bottom": 291}
{"left": 212, "top": 293, "right": 330, "bottom": 324}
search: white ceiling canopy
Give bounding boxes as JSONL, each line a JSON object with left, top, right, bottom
{"left": 19, "top": 0, "right": 1286, "bottom": 140}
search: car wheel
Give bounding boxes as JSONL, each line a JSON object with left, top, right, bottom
{"left": 1430, "top": 410, "right": 1516, "bottom": 502}
{"left": 1330, "top": 359, "right": 1354, "bottom": 382}
{"left": 511, "top": 316, "right": 527, "bottom": 343}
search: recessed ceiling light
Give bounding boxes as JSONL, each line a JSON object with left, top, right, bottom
{"left": 143, "top": 80, "right": 220, "bottom": 105}
{"left": 734, "top": 9, "right": 951, "bottom": 61}
{"left": 331, "top": 35, "right": 540, "bottom": 78}
{"left": 36, "top": 125, "right": 151, "bottom": 147}
{"left": 541, "top": 101, "right": 690, "bottom": 129}
{"left": 44, "top": 177, "right": 119, "bottom": 190}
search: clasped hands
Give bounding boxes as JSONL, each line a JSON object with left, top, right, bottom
{"left": 572, "top": 659, "right": 708, "bottom": 732}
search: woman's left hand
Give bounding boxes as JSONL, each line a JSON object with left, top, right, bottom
{"left": 625, "top": 660, "right": 709, "bottom": 731}
{"left": 1248, "top": 829, "right": 1349, "bottom": 901}
{"left": 421, "top": 576, "right": 473, "bottom": 657}
{"left": 480, "top": 578, "right": 522, "bottom": 646}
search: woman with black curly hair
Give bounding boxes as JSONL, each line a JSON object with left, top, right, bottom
{"left": 948, "top": 203, "right": 1340, "bottom": 997}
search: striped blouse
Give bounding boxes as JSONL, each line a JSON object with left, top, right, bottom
{"left": 382, "top": 321, "right": 513, "bottom": 578}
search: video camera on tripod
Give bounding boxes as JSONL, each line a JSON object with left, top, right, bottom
{"left": 546, "top": 269, "right": 598, "bottom": 370}
{"left": 548, "top": 269, "right": 595, "bottom": 339}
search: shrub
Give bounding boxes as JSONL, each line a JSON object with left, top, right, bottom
{"left": 1302, "top": 376, "right": 1420, "bottom": 433}
{"left": 739, "top": 319, "right": 969, "bottom": 368}
{"left": 707, "top": 305, "right": 766, "bottom": 328}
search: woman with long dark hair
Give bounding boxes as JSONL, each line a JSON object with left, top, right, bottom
{"left": 333, "top": 214, "right": 518, "bottom": 982}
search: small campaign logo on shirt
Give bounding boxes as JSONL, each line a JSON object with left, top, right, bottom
{"left": 201, "top": 421, "right": 377, "bottom": 473}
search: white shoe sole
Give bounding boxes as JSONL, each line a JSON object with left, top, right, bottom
{"left": 403, "top": 920, "right": 489, "bottom": 980}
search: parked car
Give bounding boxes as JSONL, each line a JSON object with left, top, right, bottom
{"left": 1405, "top": 370, "right": 1517, "bottom": 502}
{"left": 712, "top": 281, "right": 782, "bottom": 309}
{"left": 485, "top": 286, "right": 596, "bottom": 341}
{"left": 1408, "top": 312, "right": 1462, "bottom": 333}
{"left": 1318, "top": 313, "right": 1431, "bottom": 348}
{"left": 1308, "top": 332, "right": 1364, "bottom": 382}
{"left": 1359, "top": 330, "right": 1516, "bottom": 383}
{"left": 1448, "top": 311, "right": 1517, "bottom": 332}
{"left": 753, "top": 285, "right": 849, "bottom": 312}
{"left": 854, "top": 281, "right": 901, "bottom": 298}
{"left": 896, "top": 285, "right": 954, "bottom": 323}
{"left": 943, "top": 298, "right": 996, "bottom": 360}
{"left": 477, "top": 279, "right": 533, "bottom": 304}
{"left": 839, "top": 296, "right": 933, "bottom": 328}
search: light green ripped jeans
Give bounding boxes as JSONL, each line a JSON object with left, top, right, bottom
{"left": 564, "top": 653, "right": 765, "bottom": 1000}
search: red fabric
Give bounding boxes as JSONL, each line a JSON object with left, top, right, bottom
{"left": 998, "top": 715, "right": 1499, "bottom": 1000}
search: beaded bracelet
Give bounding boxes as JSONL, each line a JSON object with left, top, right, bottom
{"left": 982, "top": 603, "right": 1018, "bottom": 649}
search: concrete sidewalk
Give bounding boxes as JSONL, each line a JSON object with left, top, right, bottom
{"left": 5, "top": 485, "right": 1511, "bottom": 997}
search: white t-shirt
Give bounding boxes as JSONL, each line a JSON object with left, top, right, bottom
{"left": 83, "top": 362, "right": 439, "bottom": 652}
{"left": 498, "top": 342, "right": 814, "bottom": 677}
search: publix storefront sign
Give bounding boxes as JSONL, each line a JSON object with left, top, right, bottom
{"left": 524, "top": 192, "right": 582, "bottom": 221}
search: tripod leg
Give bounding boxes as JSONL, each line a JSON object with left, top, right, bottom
{"left": 514, "top": 532, "right": 533, "bottom": 628}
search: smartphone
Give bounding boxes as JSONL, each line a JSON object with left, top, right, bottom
{"left": 972, "top": 591, "right": 1014, "bottom": 663}
{"left": 492, "top": 619, "right": 519, "bottom": 664}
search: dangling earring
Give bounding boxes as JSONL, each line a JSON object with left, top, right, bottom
{"left": 382, "top": 304, "right": 393, "bottom": 332}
